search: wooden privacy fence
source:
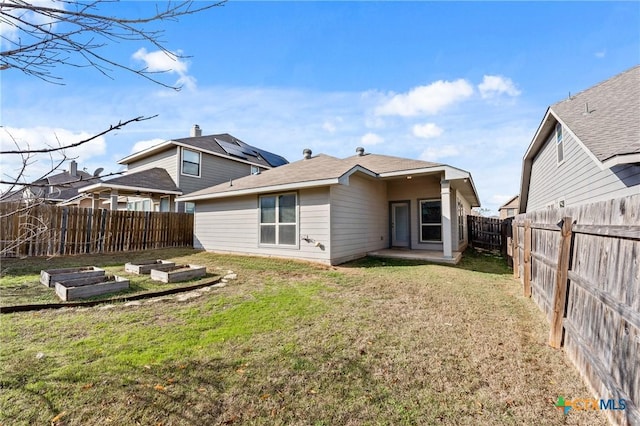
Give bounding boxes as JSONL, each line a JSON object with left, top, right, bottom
{"left": 467, "top": 215, "right": 512, "bottom": 258}
{"left": 512, "top": 195, "right": 639, "bottom": 426}
{"left": 0, "top": 203, "right": 194, "bottom": 257}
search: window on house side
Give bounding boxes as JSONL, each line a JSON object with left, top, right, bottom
{"left": 556, "top": 123, "right": 564, "bottom": 164}
{"left": 420, "top": 199, "right": 442, "bottom": 242}
{"left": 160, "top": 197, "right": 170, "bottom": 212}
{"left": 259, "top": 193, "right": 297, "bottom": 246}
{"left": 184, "top": 202, "right": 195, "bottom": 214}
{"left": 182, "top": 148, "right": 201, "bottom": 177}
{"left": 251, "top": 165, "right": 260, "bottom": 175}
{"left": 457, "top": 200, "right": 465, "bottom": 243}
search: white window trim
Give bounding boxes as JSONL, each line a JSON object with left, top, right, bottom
{"left": 419, "top": 198, "right": 442, "bottom": 243}
{"left": 251, "top": 165, "right": 260, "bottom": 175}
{"left": 457, "top": 199, "right": 465, "bottom": 243}
{"left": 556, "top": 123, "right": 565, "bottom": 166}
{"left": 258, "top": 192, "right": 299, "bottom": 248}
{"left": 181, "top": 147, "right": 202, "bottom": 178}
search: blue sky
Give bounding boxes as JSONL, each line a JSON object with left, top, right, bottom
{"left": 2, "top": 1, "right": 639, "bottom": 214}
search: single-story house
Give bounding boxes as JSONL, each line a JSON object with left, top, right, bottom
{"left": 177, "top": 147, "right": 480, "bottom": 265}
{"left": 519, "top": 65, "right": 640, "bottom": 213}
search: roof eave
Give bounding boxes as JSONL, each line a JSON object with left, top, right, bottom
{"left": 118, "top": 141, "right": 174, "bottom": 164}
{"left": 79, "top": 182, "right": 182, "bottom": 195}
{"left": 177, "top": 178, "right": 341, "bottom": 202}
{"left": 601, "top": 153, "right": 640, "bottom": 168}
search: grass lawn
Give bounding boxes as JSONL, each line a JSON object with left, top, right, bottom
{"left": 0, "top": 248, "right": 607, "bottom": 425}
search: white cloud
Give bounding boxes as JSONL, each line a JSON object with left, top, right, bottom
{"left": 0, "top": 126, "right": 106, "bottom": 188}
{"left": 1, "top": 0, "right": 64, "bottom": 46}
{"left": 361, "top": 132, "right": 384, "bottom": 146}
{"left": 491, "top": 194, "right": 517, "bottom": 205}
{"left": 412, "top": 123, "right": 443, "bottom": 139}
{"left": 132, "top": 48, "right": 196, "bottom": 90}
{"left": 595, "top": 50, "right": 606, "bottom": 58}
{"left": 375, "top": 79, "right": 474, "bottom": 116}
{"left": 131, "top": 138, "right": 166, "bottom": 154}
{"left": 322, "top": 117, "right": 343, "bottom": 133}
{"left": 419, "top": 145, "right": 460, "bottom": 161}
{"left": 478, "top": 75, "right": 521, "bottom": 99}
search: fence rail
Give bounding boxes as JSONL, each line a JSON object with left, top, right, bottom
{"left": 0, "top": 203, "right": 194, "bottom": 257}
{"left": 512, "top": 195, "right": 639, "bottom": 426}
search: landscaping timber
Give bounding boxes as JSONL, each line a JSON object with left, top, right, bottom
{"left": 125, "top": 259, "right": 176, "bottom": 274}
{"left": 40, "top": 266, "right": 105, "bottom": 288}
{"left": 150, "top": 264, "right": 206, "bottom": 283}
{"left": 55, "top": 275, "right": 130, "bottom": 301}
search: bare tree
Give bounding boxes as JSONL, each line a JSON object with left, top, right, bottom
{"left": 1, "top": 0, "right": 224, "bottom": 87}
{"left": 0, "top": 1, "right": 222, "bottom": 257}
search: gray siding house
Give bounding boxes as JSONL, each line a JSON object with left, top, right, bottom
{"left": 178, "top": 148, "right": 480, "bottom": 266}
{"left": 520, "top": 65, "right": 640, "bottom": 213}
{"left": 79, "top": 126, "right": 288, "bottom": 212}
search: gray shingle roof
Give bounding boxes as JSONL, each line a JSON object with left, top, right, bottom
{"left": 101, "top": 168, "right": 181, "bottom": 193}
{"left": 551, "top": 65, "right": 640, "bottom": 163}
{"left": 172, "top": 133, "right": 289, "bottom": 168}
{"left": 0, "top": 170, "right": 101, "bottom": 202}
{"left": 181, "top": 153, "right": 444, "bottom": 199}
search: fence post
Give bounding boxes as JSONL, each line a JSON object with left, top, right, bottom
{"left": 549, "top": 217, "right": 573, "bottom": 349}
{"left": 512, "top": 220, "right": 520, "bottom": 279}
{"left": 59, "top": 207, "right": 68, "bottom": 255}
{"left": 523, "top": 219, "right": 532, "bottom": 297}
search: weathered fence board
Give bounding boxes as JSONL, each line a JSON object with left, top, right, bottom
{"left": 467, "top": 215, "right": 511, "bottom": 257}
{"left": 512, "top": 194, "right": 640, "bottom": 426}
{"left": 0, "top": 203, "right": 194, "bottom": 257}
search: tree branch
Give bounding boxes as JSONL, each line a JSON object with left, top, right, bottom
{"left": 0, "top": 115, "right": 157, "bottom": 155}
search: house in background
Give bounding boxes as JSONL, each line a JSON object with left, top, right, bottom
{"left": 79, "top": 125, "right": 289, "bottom": 212}
{"left": 498, "top": 195, "right": 519, "bottom": 219}
{"left": 177, "top": 147, "right": 480, "bottom": 266}
{"left": 519, "top": 65, "right": 640, "bottom": 213}
{"left": 0, "top": 160, "right": 102, "bottom": 207}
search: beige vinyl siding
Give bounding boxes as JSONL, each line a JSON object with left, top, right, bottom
{"left": 386, "top": 175, "right": 442, "bottom": 250}
{"left": 527, "top": 130, "right": 640, "bottom": 212}
{"left": 329, "top": 174, "right": 387, "bottom": 264}
{"left": 180, "top": 152, "right": 256, "bottom": 195}
{"left": 127, "top": 148, "right": 178, "bottom": 180}
{"left": 193, "top": 187, "right": 331, "bottom": 264}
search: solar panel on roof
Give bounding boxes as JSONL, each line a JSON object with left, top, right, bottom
{"left": 235, "top": 139, "right": 288, "bottom": 167}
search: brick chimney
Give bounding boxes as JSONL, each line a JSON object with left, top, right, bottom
{"left": 191, "top": 124, "right": 202, "bottom": 137}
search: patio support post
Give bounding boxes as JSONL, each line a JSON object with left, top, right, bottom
{"left": 92, "top": 193, "right": 101, "bottom": 210}
{"left": 441, "top": 179, "right": 453, "bottom": 259}
{"left": 110, "top": 190, "right": 118, "bottom": 211}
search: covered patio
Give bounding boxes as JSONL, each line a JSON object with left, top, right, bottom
{"left": 367, "top": 248, "right": 463, "bottom": 265}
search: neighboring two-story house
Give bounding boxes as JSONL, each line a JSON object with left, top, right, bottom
{"left": 79, "top": 126, "right": 289, "bottom": 212}
{"left": 0, "top": 160, "right": 102, "bottom": 207}
{"left": 498, "top": 195, "right": 519, "bottom": 219}
{"left": 519, "top": 65, "right": 640, "bottom": 213}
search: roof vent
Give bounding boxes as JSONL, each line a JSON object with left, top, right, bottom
{"left": 303, "top": 148, "right": 312, "bottom": 160}
{"left": 356, "top": 147, "right": 365, "bottom": 156}
{"left": 191, "top": 124, "right": 202, "bottom": 137}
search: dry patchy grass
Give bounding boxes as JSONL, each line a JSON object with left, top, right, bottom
{"left": 0, "top": 249, "right": 608, "bottom": 425}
